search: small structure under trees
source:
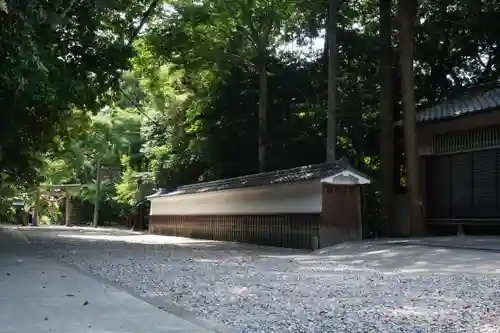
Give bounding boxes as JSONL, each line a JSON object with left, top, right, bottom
{"left": 33, "top": 184, "right": 81, "bottom": 226}
{"left": 148, "top": 159, "right": 371, "bottom": 249}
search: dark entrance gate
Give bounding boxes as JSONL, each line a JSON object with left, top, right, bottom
{"left": 425, "top": 126, "right": 500, "bottom": 229}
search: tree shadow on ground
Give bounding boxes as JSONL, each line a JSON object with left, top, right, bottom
{"left": 15, "top": 228, "right": 500, "bottom": 333}
{"left": 19, "top": 227, "right": 500, "bottom": 276}
{"left": 291, "top": 242, "right": 500, "bottom": 275}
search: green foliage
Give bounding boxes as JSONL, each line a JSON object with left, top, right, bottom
{"left": 38, "top": 105, "right": 144, "bottom": 223}
{"left": 0, "top": 0, "right": 154, "bottom": 185}
{"left": 115, "top": 156, "right": 140, "bottom": 206}
{"left": 130, "top": 0, "right": 500, "bottom": 183}
{"left": 5, "top": 0, "right": 500, "bottom": 229}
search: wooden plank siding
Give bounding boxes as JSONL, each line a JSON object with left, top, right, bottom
{"left": 419, "top": 110, "right": 500, "bottom": 228}
{"left": 149, "top": 214, "right": 321, "bottom": 249}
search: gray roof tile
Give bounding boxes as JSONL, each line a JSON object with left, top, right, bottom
{"left": 149, "top": 158, "right": 369, "bottom": 197}
{"left": 415, "top": 85, "right": 500, "bottom": 123}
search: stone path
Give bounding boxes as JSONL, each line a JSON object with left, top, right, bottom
{"left": 0, "top": 227, "right": 215, "bottom": 333}
{"left": 9, "top": 225, "right": 500, "bottom": 333}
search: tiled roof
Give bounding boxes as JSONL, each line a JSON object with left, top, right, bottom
{"left": 416, "top": 85, "right": 500, "bottom": 123}
{"left": 149, "top": 157, "right": 368, "bottom": 197}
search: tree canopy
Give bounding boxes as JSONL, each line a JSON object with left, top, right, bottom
{"left": 2, "top": 0, "right": 500, "bottom": 231}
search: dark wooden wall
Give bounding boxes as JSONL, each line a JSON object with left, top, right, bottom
{"left": 322, "top": 185, "right": 360, "bottom": 228}
{"left": 149, "top": 214, "right": 321, "bottom": 249}
{"left": 319, "top": 184, "right": 362, "bottom": 246}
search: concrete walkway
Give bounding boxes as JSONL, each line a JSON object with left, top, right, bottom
{"left": 0, "top": 229, "right": 213, "bottom": 333}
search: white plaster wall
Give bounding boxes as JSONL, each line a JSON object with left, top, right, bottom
{"left": 149, "top": 180, "right": 322, "bottom": 215}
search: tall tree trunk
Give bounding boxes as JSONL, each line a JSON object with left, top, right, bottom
{"left": 322, "top": 19, "right": 329, "bottom": 100}
{"left": 323, "top": 11, "right": 329, "bottom": 79}
{"left": 326, "top": 0, "right": 339, "bottom": 162}
{"left": 258, "top": 53, "right": 268, "bottom": 172}
{"left": 379, "top": 0, "right": 395, "bottom": 237}
{"left": 398, "top": 0, "right": 425, "bottom": 236}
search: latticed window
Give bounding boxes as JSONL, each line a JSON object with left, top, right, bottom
{"left": 432, "top": 126, "right": 500, "bottom": 154}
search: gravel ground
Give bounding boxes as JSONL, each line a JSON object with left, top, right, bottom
{"left": 22, "top": 228, "right": 500, "bottom": 333}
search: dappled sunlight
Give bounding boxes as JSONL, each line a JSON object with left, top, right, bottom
{"left": 194, "top": 258, "right": 217, "bottom": 263}
{"left": 390, "top": 305, "right": 454, "bottom": 321}
{"left": 358, "top": 249, "right": 391, "bottom": 256}
{"left": 257, "top": 253, "right": 311, "bottom": 260}
{"left": 380, "top": 251, "right": 400, "bottom": 258}
{"left": 16, "top": 227, "right": 500, "bottom": 332}
{"left": 315, "top": 241, "right": 382, "bottom": 254}
{"left": 387, "top": 236, "right": 500, "bottom": 253}
{"left": 20, "top": 225, "right": 142, "bottom": 234}
{"left": 350, "top": 259, "right": 365, "bottom": 264}
{"left": 59, "top": 232, "right": 221, "bottom": 246}
{"left": 25, "top": 228, "right": 500, "bottom": 277}
{"left": 395, "top": 268, "right": 429, "bottom": 274}
{"left": 295, "top": 243, "right": 500, "bottom": 276}
{"left": 230, "top": 286, "right": 254, "bottom": 297}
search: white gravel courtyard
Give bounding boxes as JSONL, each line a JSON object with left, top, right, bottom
{"left": 20, "top": 227, "right": 500, "bottom": 333}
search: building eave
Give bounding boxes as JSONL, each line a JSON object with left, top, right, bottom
{"left": 395, "top": 83, "right": 500, "bottom": 126}
{"left": 320, "top": 169, "right": 371, "bottom": 185}
{"left": 148, "top": 158, "right": 372, "bottom": 201}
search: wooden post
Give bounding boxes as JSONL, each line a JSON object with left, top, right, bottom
{"left": 137, "top": 178, "right": 143, "bottom": 230}
{"left": 65, "top": 193, "right": 71, "bottom": 226}
{"left": 139, "top": 203, "right": 144, "bottom": 231}
{"left": 92, "top": 158, "right": 102, "bottom": 228}
{"left": 34, "top": 188, "right": 40, "bottom": 226}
